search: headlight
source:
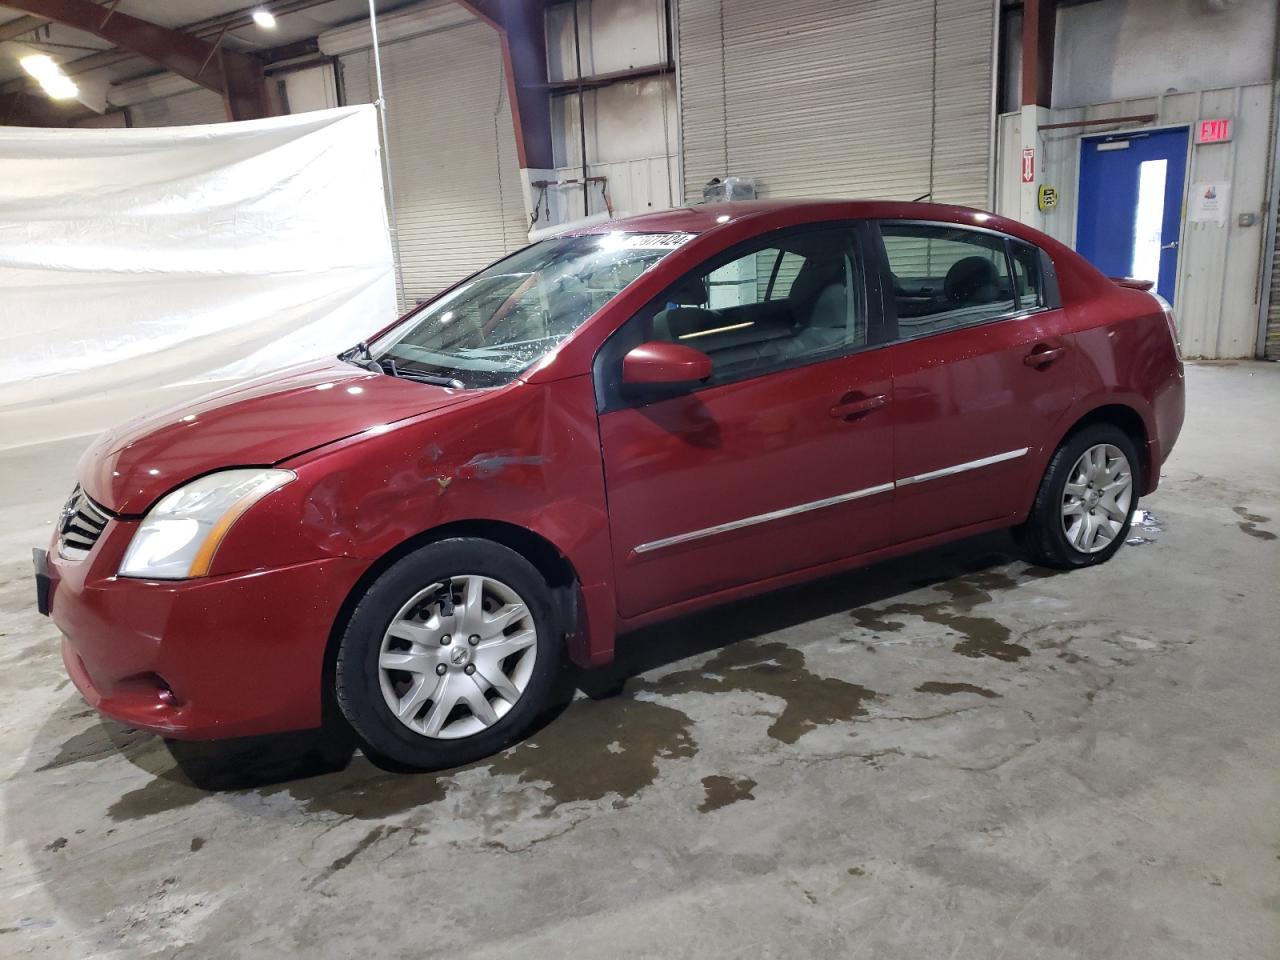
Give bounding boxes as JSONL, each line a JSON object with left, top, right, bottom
{"left": 119, "top": 469, "right": 294, "bottom": 580}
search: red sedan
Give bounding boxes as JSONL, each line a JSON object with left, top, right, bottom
{"left": 36, "top": 200, "right": 1185, "bottom": 769}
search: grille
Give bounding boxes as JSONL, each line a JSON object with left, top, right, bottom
{"left": 57, "top": 486, "right": 113, "bottom": 561}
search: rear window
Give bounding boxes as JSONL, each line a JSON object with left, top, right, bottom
{"left": 880, "top": 223, "right": 1017, "bottom": 338}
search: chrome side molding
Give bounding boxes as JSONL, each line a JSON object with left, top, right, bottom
{"left": 895, "top": 447, "right": 1029, "bottom": 487}
{"left": 633, "top": 448, "right": 1030, "bottom": 556}
{"left": 633, "top": 482, "right": 895, "bottom": 555}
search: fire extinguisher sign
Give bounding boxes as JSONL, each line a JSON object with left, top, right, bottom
{"left": 1021, "top": 147, "right": 1036, "bottom": 184}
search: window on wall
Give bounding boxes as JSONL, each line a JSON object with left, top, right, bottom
{"left": 880, "top": 223, "right": 1017, "bottom": 337}
{"left": 643, "top": 227, "right": 866, "bottom": 384}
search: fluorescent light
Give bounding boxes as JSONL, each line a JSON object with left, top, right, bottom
{"left": 252, "top": 9, "right": 277, "bottom": 28}
{"left": 20, "top": 54, "right": 58, "bottom": 79}
{"left": 20, "top": 54, "right": 79, "bottom": 100}
{"left": 40, "top": 74, "right": 79, "bottom": 99}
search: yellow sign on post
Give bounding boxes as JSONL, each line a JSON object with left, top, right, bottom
{"left": 1038, "top": 184, "right": 1058, "bottom": 211}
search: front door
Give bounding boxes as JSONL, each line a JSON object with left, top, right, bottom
{"left": 595, "top": 224, "right": 895, "bottom": 619}
{"left": 1076, "top": 127, "right": 1189, "bottom": 303}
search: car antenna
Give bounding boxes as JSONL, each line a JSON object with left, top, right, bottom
{"left": 912, "top": 192, "right": 932, "bottom": 202}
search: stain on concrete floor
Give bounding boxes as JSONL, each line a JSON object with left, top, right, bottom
{"left": 106, "top": 692, "right": 699, "bottom": 824}
{"left": 848, "top": 570, "right": 1032, "bottom": 662}
{"left": 637, "top": 640, "right": 879, "bottom": 744}
{"left": 698, "top": 775, "right": 757, "bottom": 813}
{"left": 1233, "top": 506, "right": 1277, "bottom": 541}
{"left": 36, "top": 723, "right": 150, "bottom": 772}
{"left": 486, "top": 695, "right": 696, "bottom": 805}
{"left": 915, "top": 681, "right": 1001, "bottom": 699}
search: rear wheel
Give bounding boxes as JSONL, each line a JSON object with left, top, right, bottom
{"left": 1020, "top": 424, "right": 1140, "bottom": 570}
{"left": 335, "top": 538, "right": 562, "bottom": 770}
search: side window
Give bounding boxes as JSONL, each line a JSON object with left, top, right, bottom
{"left": 1009, "top": 241, "right": 1046, "bottom": 310}
{"left": 645, "top": 227, "right": 867, "bottom": 384}
{"left": 880, "top": 223, "right": 1017, "bottom": 338}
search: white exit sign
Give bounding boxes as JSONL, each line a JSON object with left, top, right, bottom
{"left": 1197, "top": 118, "right": 1232, "bottom": 144}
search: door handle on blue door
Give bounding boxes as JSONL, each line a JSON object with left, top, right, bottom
{"left": 830, "top": 393, "right": 888, "bottom": 420}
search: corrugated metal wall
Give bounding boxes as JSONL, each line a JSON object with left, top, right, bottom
{"left": 341, "top": 19, "right": 527, "bottom": 305}
{"left": 127, "top": 88, "right": 227, "bottom": 127}
{"left": 543, "top": 0, "right": 678, "bottom": 226}
{"left": 676, "top": 0, "right": 996, "bottom": 206}
{"left": 1266, "top": 106, "right": 1280, "bottom": 358}
{"left": 995, "top": 83, "right": 1273, "bottom": 359}
{"left": 1267, "top": 218, "right": 1280, "bottom": 358}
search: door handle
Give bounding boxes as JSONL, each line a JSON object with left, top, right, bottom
{"left": 1023, "top": 345, "right": 1067, "bottom": 368}
{"left": 830, "top": 393, "right": 888, "bottom": 419}
{"left": 1161, "top": 241, "right": 1179, "bottom": 250}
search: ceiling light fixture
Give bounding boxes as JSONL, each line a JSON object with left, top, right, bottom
{"left": 252, "top": 9, "right": 277, "bottom": 29}
{"left": 20, "top": 54, "right": 79, "bottom": 100}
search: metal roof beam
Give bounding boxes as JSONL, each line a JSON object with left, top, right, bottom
{"left": 0, "top": 0, "right": 274, "bottom": 118}
{"left": 455, "top": 0, "right": 553, "bottom": 170}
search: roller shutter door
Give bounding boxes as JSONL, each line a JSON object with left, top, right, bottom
{"left": 128, "top": 88, "right": 227, "bottom": 127}
{"left": 677, "top": 0, "right": 995, "bottom": 207}
{"left": 341, "top": 19, "right": 527, "bottom": 305}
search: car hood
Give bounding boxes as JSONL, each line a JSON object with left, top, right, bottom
{"left": 79, "top": 359, "right": 479, "bottom": 514}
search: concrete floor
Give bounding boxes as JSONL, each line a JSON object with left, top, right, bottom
{"left": 1, "top": 362, "right": 1277, "bottom": 959}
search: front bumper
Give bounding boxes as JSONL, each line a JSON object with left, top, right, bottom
{"left": 42, "top": 519, "right": 366, "bottom": 740}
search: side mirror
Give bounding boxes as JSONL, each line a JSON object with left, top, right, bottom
{"left": 622, "top": 341, "right": 712, "bottom": 389}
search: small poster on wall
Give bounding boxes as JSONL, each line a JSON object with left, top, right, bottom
{"left": 1188, "top": 181, "right": 1230, "bottom": 225}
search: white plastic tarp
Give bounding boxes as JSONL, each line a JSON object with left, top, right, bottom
{"left": 0, "top": 105, "right": 397, "bottom": 448}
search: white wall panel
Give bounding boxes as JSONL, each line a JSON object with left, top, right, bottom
{"left": 546, "top": 0, "right": 668, "bottom": 81}
{"left": 548, "top": 74, "right": 679, "bottom": 222}
{"left": 1054, "top": 0, "right": 1276, "bottom": 109}
{"left": 995, "top": 82, "right": 1274, "bottom": 359}
{"left": 677, "top": 0, "right": 996, "bottom": 207}
{"left": 281, "top": 64, "right": 340, "bottom": 114}
{"left": 342, "top": 19, "right": 527, "bottom": 304}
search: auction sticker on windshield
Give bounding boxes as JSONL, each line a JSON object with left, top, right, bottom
{"left": 610, "top": 233, "right": 694, "bottom": 250}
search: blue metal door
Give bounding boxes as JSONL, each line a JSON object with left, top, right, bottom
{"left": 1076, "top": 127, "right": 1189, "bottom": 302}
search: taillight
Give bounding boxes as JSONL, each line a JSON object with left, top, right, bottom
{"left": 1152, "top": 293, "right": 1181, "bottom": 360}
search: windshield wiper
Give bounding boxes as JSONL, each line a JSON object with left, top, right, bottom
{"left": 340, "top": 343, "right": 464, "bottom": 388}
{"left": 395, "top": 371, "right": 465, "bottom": 389}
{"left": 339, "top": 341, "right": 380, "bottom": 372}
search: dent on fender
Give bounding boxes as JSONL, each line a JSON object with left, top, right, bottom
{"left": 281, "top": 379, "right": 610, "bottom": 581}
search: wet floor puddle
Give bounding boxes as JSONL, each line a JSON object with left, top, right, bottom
{"left": 635, "top": 639, "right": 879, "bottom": 744}
{"left": 698, "top": 774, "right": 756, "bottom": 813}
{"left": 847, "top": 569, "right": 1031, "bottom": 662}
{"left": 99, "top": 637, "right": 887, "bottom": 823}
{"left": 105, "top": 694, "right": 697, "bottom": 823}
{"left": 914, "top": 681, "right": 1000, "bottom": 699}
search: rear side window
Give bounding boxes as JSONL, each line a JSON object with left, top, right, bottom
{"left": 879, "top": 223, "right": 1017, "bottom": 338}
{"left": 1009, "top": 241, "right": 1047, "bottom": 310}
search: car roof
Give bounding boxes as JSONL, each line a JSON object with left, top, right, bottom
{"left": 566, "top": 198, "right": 1009, "bottom": 237}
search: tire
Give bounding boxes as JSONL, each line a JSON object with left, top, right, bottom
{"left": 335, "top": 538, "right": 563, "bottom": 770}
{"left": 1019, "top": 424, "right": 1141, "bottom": 570}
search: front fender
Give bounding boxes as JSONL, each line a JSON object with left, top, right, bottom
{"left": 208, "top": 376, "right": 620, "bottom": 666}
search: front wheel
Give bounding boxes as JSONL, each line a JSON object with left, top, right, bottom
{"left": 1019, "top": 424, "right": 1140, "bottom": 570}
{"left": 335, "top": 538, "right": 562, "bottom": 770}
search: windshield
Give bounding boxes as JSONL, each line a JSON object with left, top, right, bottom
{"left": 371, "top": 232, "right": 692, "bottom": 387}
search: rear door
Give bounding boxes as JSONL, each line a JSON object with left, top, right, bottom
{"left": 872, "top": 221, "right": 1076, "bottom": 544}
{"left": 595, "top": 223, "right": 896, "bottom": 619}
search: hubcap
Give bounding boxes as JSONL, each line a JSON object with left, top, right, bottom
{"left": 377, "top": 575, "right": 537, "bottom": 740}
{"left": 1061, "top": 443, "right": 1133, "bottom": 554}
